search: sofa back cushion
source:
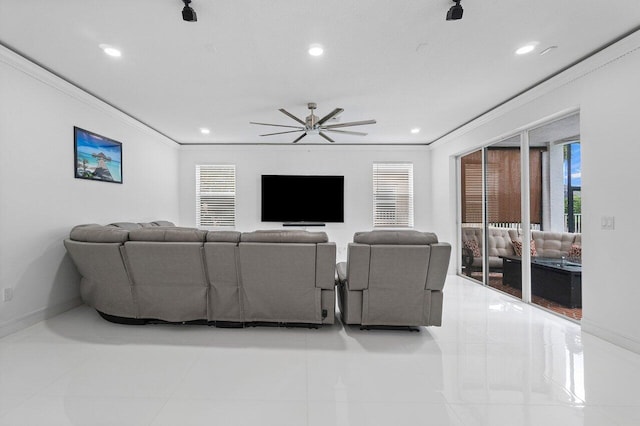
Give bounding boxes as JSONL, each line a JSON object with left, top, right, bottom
{"left": 70, "top": 224, "right": 129, "bottom": 243}
{"left": 531, "top": 231, "right": 577, "bottom": 258}
{"left": 207, "top": 231, "right": 241, "bottom": 243}
{"left": 353, "top": 230, "right": 438, "bottom": 245}
{"left": 128, "top": 227, "right": 207, "bottom": 242}
{"left": 487, "top": 228, "right": 515, "bottom": 257}
{"left": 241, "top": 230, "right": 328, "bottom": 244}
{"left": 461, "top": 227, "right": 483, "bottom": 255}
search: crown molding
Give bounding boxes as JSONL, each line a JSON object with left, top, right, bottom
{"left": 429, "top": 27, "right": 640, "bottom": 149}
{"left": 0, "top": 43, "right": 179, "bottom": 148}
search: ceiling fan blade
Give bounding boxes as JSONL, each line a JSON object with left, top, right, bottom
{"left": 317, "top": 108, "right": 344, "bottom": 126}
{"left": 292, "top": 133, "right": 307, "bottom": 143}
{"left": 323, "top": 128, "right": 367, "bottom": 136}
{"left": 279, "top": 109, "right": 306, "bottom": 125}
{"left": 319, "top": 132, "right": 335, "bottom": 143}
{"left": 250, "top": 122, "right": 304, "bottom": 130}
{"left": 260, "top": 130, "right": 304, "bottom": 137}
{"left": 324, "top": 119, "right": 377, "bottom": 129}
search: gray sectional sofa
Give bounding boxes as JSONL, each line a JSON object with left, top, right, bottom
{"left": 64, "top": 222, "right": 336, "bottom": 327}
{"left": 336, "top": 231, "right": 451, "bottom": 328}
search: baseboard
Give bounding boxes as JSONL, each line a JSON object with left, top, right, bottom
{"left": 581, "top": 318, "right": 640, "bottom": 355}
{"left": 0, "top": 297, "right": 82, "bottom": 339}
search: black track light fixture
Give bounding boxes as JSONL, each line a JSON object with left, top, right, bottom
{"left": 182, "top": 0, "right": 197, "bottom": 22}
{"left": 446, "top": 0, "right": 463, "bottom": 21}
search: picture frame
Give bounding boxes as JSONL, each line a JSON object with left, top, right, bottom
{"left": 74, "top": 126, "right": 123, "bottom": 184}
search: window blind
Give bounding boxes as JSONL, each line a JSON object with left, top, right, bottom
{"left": 373, "top": 162, "right": 414, "bottom": 227}
{"left": 196, "top": 165, "right": 236, "bottom": 227}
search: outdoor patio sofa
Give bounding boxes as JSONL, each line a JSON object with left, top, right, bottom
{"left": 461, "top": 226, "right": 582, "bottom": 275}
{"left": 64, "top": 222, "right": 336, "bottom": 327}
{"left": 336, "top": 230, "right": 451, "bottom": 328}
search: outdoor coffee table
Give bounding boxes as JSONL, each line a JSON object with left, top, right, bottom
{"left": 500, "top": 255, "right": 582, "bottom": 308}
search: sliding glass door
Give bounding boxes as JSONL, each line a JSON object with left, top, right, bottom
{"left": 458, "top": 113, "right": 582, "bottom": 321}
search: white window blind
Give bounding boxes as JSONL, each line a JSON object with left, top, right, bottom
{"left": 373, "top": 162, "right": 414, "bottom": 228}
{"left": 196, "top": 165, "right": 236, "bottom": 227}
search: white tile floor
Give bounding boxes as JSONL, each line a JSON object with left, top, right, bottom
{"left": 1, "top": 275, "right": 640, "bottom": 425}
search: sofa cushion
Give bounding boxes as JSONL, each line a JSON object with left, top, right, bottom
{"left": 109, "top": 222, "right": 143, "bottom": 230}
{"left": 152, "top": 220, "right": 175, "bottom": 227}
{"left": 512, "top": 239, "right": 537, "bottom": 257}
{"left": 70, "top": 224, "right": 129, "bottom": 243}
{"left": 463, "top": 239, "right": 481, "bottom": 257}
{"left": 530, "top": 231, "right": 577, "bottom": 258}
{"left": 568, "top": 244, "right": 582, "bottom": 260}
{"left": 241, "top": 230, "right": 328, "bottom": 244}
{"left": 206, "top": 231, "right": 241, "bottom": 243}
{"left": 353, "top": 230, "right": 438, "bottom": 245}
{"left": 129, "top": 227, "right": 207, "bottom": 242}
{"left": 487, "top": 228, "right": 515, "bottom": 257}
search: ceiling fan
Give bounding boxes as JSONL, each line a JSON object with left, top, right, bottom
{"left": 250, "top": 102, "right": 376, "bottom": 143}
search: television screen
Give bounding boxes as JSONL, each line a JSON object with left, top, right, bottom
{"left": 74, "top": 127, "right": 123, "bottom": 183}
{"left": 261, "top": 175, "right": 344, "bottom": 223}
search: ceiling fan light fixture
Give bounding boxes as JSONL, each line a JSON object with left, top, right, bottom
{"left": 308, "top": 44, "right": 324, "bottom": 56}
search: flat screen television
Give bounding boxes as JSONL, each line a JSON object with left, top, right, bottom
{"left": 261, "top": 175, "right": 344, "bottom": 223}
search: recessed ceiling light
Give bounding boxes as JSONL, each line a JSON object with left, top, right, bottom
{"left": 99, "top": 44, "right": 122, "bottom": 57}
{"left": 515, "top": 44, "right": 536, "bottom": 55}
{"left": 411, "top": 128, "right": 421, "bottom": 134}
{"left": 308, "top": 44, "right": 324, "bottom": 57}
{"left": 200, "top": 128, "right": 210, "bottom": 135}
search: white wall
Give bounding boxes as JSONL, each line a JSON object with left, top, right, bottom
{"left": 179, "top": 145, "right": 431, "bottom": 261}
{"left": 429, "top": 32, "right": 640, "bottom": 353}
{"left": 0, "top": 47, "right": 180, "bottom": 336}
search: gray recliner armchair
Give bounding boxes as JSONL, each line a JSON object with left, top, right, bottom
{"left": 336, "top": 230, "right": 451, "bottom": 328}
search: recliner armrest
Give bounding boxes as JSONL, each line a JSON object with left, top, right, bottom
{"left": 336, "top": 262, "right": 347, "bottom": 283}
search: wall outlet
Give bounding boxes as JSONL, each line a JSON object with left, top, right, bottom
{"left": 3, "top": 288, "right": 14, "bottom": 302}
{"left": 601, "top": 216, "right": 615, "bottom": 230}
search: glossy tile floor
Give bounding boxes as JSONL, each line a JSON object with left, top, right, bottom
{"left": 1, "top": 276, "right": 640, "bottom": 425}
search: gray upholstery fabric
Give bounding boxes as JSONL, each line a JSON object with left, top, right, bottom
{"left": 128, "top": 227, "right": 207, "bottom": 242}
{"left": 345, "top": 244, "right": 371, "bottom": 291}
{"left": 109, "top": 222, "right": 143, "bottom": 230}
{"left": 203, "top": 243, "right": 242, "bottom": 321}
{"left": 70, "top": 224, "right": 129, "bottom": 243}
{"left": 315, "top": 243, "right": 337, "bottom": 290}
{"left": 238, "top": 243, "right": 321, "bottom": 323}
{"left": 123, "top": 242, "right": 208, "bottom": 322}
{"left": 206, "top": 231, "right": 241, "bottom": 243}
{"left": 425, "top": 244, "right": 452, "bottom": 291}
{"left": 353, "top": 230, "right": 438, "bottom": 245}
{"left": 152, "top": 220, "right": 175, "bottom": 227}
{"left": 65, "top": 223, "right": 336, "bottom": 325}
{"left": 63, "top": 240, "right": 136, "bottom": 318}
{"left": 338, "top": 284, "right": 363, "bottom": 325}
{"left": 337, "top": 231, "right": 451, "bottom": 327}
{"left": 336, "top": 262, "right": 347, "bottom": 282}
{"left": 241, "top": 230, "right": 328, "bottom": 243}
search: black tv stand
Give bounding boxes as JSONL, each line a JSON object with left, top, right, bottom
{"left": 282, "top": 223, "right": 326, "bottom": 227}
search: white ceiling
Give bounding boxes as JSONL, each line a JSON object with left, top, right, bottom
{"left": 1, "top": 1, "right": 639, "bottom": 145}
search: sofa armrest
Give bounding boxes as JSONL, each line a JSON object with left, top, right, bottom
{"left": 461, "top": 247, "right": 474, "bottom": 269}
{"left": 316, "top": 243, "right": 336, "bottom": 290}
{"left": 345, "top": 244, "right": 370, "bottom": 290}
{"left": 336, "top": 262, "right": 347, "bottom": 283}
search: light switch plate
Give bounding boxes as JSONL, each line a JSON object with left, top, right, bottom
{"left": 601, "top": 216, "right": 615, "bottom": 230}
